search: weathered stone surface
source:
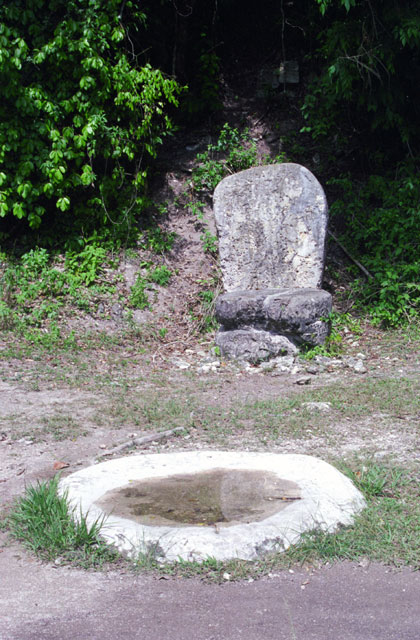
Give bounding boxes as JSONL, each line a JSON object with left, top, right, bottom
{"left": 213, "top": 163, "right": 328, "bottom": 292}
{"left": 216, "top": 290, "right": 271, "bottom": 329}
{"left": 216, "top": 288, "right": 332, "bottom": 346}
{"left": 264, "top": 288, "right": 331, "bottom": 345}
{"left": 215, "top": 328, "right": 297, "bottom": 364}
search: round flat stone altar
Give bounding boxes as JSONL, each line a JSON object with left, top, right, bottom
{"left": 60, "top": 451, "right": 366, "bottom": 563}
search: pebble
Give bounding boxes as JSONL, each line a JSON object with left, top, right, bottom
{"left": 302, "top": 401, "right": 332, "bottom": 412}
{"left": 306, "top": 366, "right": 318, "bottom": 375}
{"left": 343, "top": 356, "right": 367, "bottom": 373}
{"left": 353, "top": 360, "right": 367, "bottom": 374}
{"left": 172, "top": 359, "right": 190, "bottom": 370}
{"left": 259, "top": 361, "right": 276, "bottom": 372}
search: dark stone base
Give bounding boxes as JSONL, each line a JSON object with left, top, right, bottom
{"left": 215, "top": 288, "right": 332, "bottom": 363}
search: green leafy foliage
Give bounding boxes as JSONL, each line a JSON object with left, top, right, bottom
{"left": 296, "top": 1, "right": 420, "bottom": 325}
{"left": 148, "top": 264, "right": 172, "bottom": 286}
{"left": 0, "top": 243, "right": 116, "bottom": 345}
{"left": 191, "top": 124, "right": 258, "bottom": 193}
{"left": 141, "top": 227, "right": 176, "bottom": 254}
{"left": 129, "top": 275, "right": 150, "bottom": 309}
{"left": 0, "top": 1, "right": 181, "bottom": 232}
{"left": 329, "top": 168, "right": 420, "bottom": 325}
{"left": 66, "top": 243, "right": 107, "bottom": 286}
{"left": 300, "top": 311, "right": 362, "bottom": 359}
{"left": 302, "top": 0, "right": 420, "bottom": 150}
{"left": 129, "top": 264, "right": 172, "bottom": 309}
{"left": 200, "top": 230, "right": 218, "bottom": 255}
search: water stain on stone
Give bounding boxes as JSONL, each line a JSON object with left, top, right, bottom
{"left": 96, "top": 468, "right": 301, "bottom": 528}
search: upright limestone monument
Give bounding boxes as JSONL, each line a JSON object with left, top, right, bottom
{"left": 214, "top": 163, "right": 332, "bottom": 363}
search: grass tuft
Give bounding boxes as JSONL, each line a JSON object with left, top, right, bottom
{"left": 9, "top": 475, "right": 117, "bottom": 567}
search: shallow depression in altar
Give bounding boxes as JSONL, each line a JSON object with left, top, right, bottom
{"left": 96, "top": 468, "right": 301, "bottom": 528}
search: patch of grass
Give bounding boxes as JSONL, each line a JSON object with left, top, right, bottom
{"left": 303, "top": 377, "right": 420, "bottom": 419}
{"left": 96, "top": 393, "right": 196, "bottom": 431}
{"left": 338, "top": 462, "right": 408, "bottom": 498}
{"left": 133, "top": 541, "right": 165, "bottom": 572}
{"left": 8, "top": 415, "right": 87, "bottom": 443}
{"left": 281, "top": 462, "right": 420, "bottom": 569}
{"left": 38, "top": 415, "right": 87, "bottom": 442}
{"left": 231, "top": 376, "right": 419, "bottom": 442}
{"left": 235, "top": 396, "right": 328, "bottom": 440}
{"left": 188, "top": 278, "right": 222, "bottom": 335}
{"left": 9, "top": 475, "right": 117, "bottom": 567}
{"left": 0, "top": 515, "right": 9, "bottom": 532}
{"left": 90, "top": 372, "right": 419, "bottom": 447}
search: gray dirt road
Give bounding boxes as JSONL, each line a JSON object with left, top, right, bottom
{"left": 1, "top": 543, "right": 419, "bottom": 640}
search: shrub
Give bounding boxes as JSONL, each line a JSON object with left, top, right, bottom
{"left": 329, "top": 166, "right": 420, "bottom": 325}
{"left": 0, "top": 1, "right": 180, "bottom": 232}
{"left": 191, "top": 124, "right": 258, "bottom": 193}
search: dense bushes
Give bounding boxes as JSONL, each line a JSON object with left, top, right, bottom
{"left": 0, "top": 0, "right": 180, "bottom": 232}
{"left": 297, "top": 0, "right": 420, "bottom": 325}
{"left": 329, "top": 166, "right": 420, "bottom": 326}
{"left": 302, "top": 0, "right": 420, "bottom": 152}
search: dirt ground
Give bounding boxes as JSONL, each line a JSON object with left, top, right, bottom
{"left": 1, "top": 332, "right": 420, "bottom": 639}
{"left": 1, "top": 322, "right": 419, "bottom": 505}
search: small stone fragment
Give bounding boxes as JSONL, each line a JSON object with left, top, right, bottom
{"left": 53, "top": 461, "right": 70, "bottom": 470}
{"left": 353, "top": 360, "right": 367, "bottom": 374}
{"left": 302, "top": 402, "right": 331, "bottom": 412}
{"left": 171, "top": 358, "right": 191, "bottom": 370}
{"left": 344, "top": 356, "right": 367, "bottom": 373}
{"left": 306, "top": 366, "right": 318, "bottom": 375}
{"left": 111, "top": 303, "right": 123, "bottom": 320}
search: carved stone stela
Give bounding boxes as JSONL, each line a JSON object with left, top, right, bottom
{"left": 213, "top": 163, "right": 332, "bottom": 362}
